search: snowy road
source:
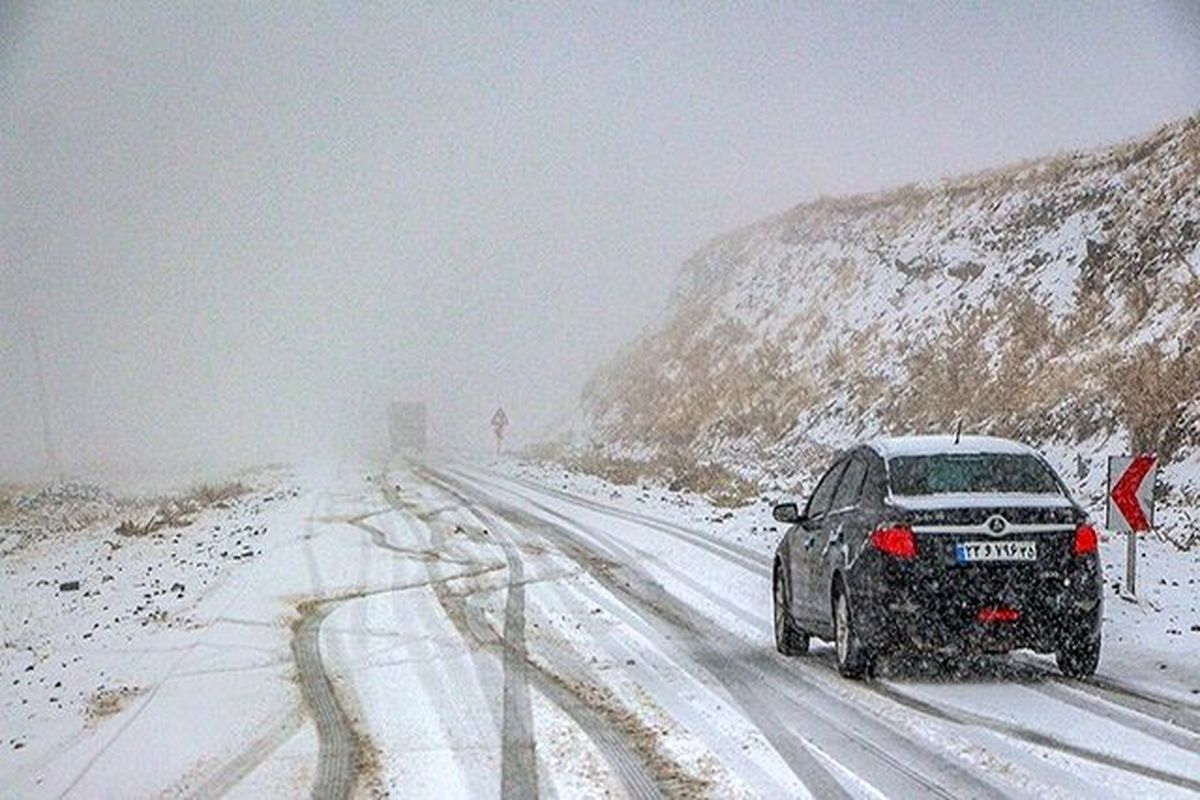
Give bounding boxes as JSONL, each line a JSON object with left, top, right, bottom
{"left": 412, "top": 463, "right": 1200, "bottom": 800}
{"left": 4, "top": 460, "right": 1199, "bottom": 798}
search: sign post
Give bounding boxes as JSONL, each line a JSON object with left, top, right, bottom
{"left": 1106, "top": 453, "right": 1158, "bottom": 597}
{"left": 491, "top": 407, "right": 509, "bottom": 458}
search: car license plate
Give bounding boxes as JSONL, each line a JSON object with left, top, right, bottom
{"left": 955, "top": 540, "right": 1037, "bottom": 563}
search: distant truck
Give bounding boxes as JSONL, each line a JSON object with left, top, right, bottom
{"left": 388, "top": 402, "right": 427, "bottom": 454}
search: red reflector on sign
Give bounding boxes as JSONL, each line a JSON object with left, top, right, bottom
{"left": 977, "top": 607, "right": 1020, "bottom": 623}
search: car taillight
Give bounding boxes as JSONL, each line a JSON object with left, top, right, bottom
{"left": 977, "top": 606, "right": 1020, "bottom": 623}
{"left": 870, "top": 525, "right": 916, "bottom": 560}
{"left": 1073, "top": 523, "right": 1098, "bottom": 556}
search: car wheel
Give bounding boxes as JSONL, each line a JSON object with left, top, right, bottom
{"left": 1056, "top": 633, "right": 1100, "bottom": 678}
{"left": 833, "top": 583, "right": 873, "bottom": 679}
{"left": 773, "top": 562, "right": 809, "bottom": 656}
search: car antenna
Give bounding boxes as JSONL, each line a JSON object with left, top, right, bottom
{"left": 954, "top": 419, "right": 963, "bottom": 445}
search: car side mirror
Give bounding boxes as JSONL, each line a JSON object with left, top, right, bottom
{"left": 773, "top": 502, "right": 802, "bottom": 524}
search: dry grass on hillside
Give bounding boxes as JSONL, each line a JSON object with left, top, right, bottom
{"left": 115, "top": 480, "right": 250, "bottom": 537}
{"left": 585, "top": 261, "right": 1200, "bottom": 500}
{"left": 571, "top": 114, "right": 1200, "bottom": 500}
{"left": 562, "top": 450, "right": 758, "bottom": 508}
{"left": 0, "top": 485, "right": 17, "bottom": 516}
{"left": 1105, "top": 337, "right": 1200, "bottom": 461}
{"left": 872, "top": 278, "right": 1200, "bottom": 461}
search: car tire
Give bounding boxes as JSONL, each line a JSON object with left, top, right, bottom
{"left": 773, "top": 562, "right": 809, "bottom": 656}
{"left": 1056, "top": 633, "right": 1100, "bottom": 678}
{"left": 833, "top": 582, "right": 873, "bottom": 679}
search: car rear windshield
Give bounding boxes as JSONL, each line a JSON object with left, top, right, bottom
{"left": 887, "top": 453, "right": 1062, "bottom": 495}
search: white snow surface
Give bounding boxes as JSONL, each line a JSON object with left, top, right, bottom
{"left": 2, "top": 457, "right": 1198, "bottom": 799}
{"left": 867, "top": 435, "right": 1040, "bottom": 458}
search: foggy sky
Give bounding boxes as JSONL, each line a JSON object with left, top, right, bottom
{"left": 2, "top": 3, "right": 1198, "bottom": 479}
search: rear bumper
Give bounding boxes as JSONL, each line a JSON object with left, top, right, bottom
{"left": 849, "top": 558, "right": 1102, "bottom": 655}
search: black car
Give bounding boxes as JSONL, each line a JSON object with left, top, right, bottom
{"left": 771, "top": 435, "right": 1102, "bottom": 679}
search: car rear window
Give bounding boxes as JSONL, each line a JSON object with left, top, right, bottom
{"left": 888, "top": 453, "right": 1061, "bottom": 495}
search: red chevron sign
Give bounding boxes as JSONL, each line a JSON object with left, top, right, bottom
{"left": 1106, "top": 454, "right": 1157, "bottom": 533}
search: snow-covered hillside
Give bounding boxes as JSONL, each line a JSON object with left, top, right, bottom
{"left": 573, "top": 113, "right": 1200, "bottom": 512}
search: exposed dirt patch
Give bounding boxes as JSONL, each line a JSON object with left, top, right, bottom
{"left": 351, "top": 728, "right": 386, "bottom": 799}
{"left": 85, "top": 684, "right": 146, "bottom": 725}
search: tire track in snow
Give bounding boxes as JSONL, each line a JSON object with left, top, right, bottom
{"left": 289, "top": 567, "right": 506, "bottom": 800}
{"left": 801, "top": 647, "right": 1200, "bottom": 772}
{"left": 439, "top": 467, "right": 1036, "bottom": 800}
{"left": 865, "top": 681, "right": 1200, "bottom": 793}
{"left": 458, "top": 579, "right": 669, "bottom": 799}
{"left": 291, "top": 600, "right": 357, "bottom": 800}
{"left": 1082, "top": 670, "right": 1200, "bottom": 711}
{"left": 479, "top": 466, "right": 1200, "bottom": 797}
{"left": 431, "top": 469, "right": 864, "bottom": 800}
{"left": 405, "top": 471, "right": 671, "bottom": 799}
{"left": 1036, "top": 669, "right": 1200, "bottom": 737}
{"left": 352, "top": 501, "right": 508, "bottom": 800}
{"left": 543, "top": 575, "right": 797, "bottom": 799}
{"left": 293, "top": 492, "right": 358, "bottom": 800}
{"left": 377, "top": 479, "right": 539, "bottom": 798}
{"left": 346, "top": 510, "right": 478, "bottom": 565}
{"left": 1026, "top": 679, "right": 1200, "bottom": 752}
{"left": 487, "top": 507, "right": 541, "bottom": 799}
{"left": 449, "top": 469, "right": 768, "bottom": 631}
{"left": 293, "top": 487, "right": 507, "bottom": 800}
{"left": 355, "top": 500, "right": 509, "bottom": 798}
{"left": 183, "top": 710, "right": 306, "bottom": 800}
{"left": 460, "top": 464, "right": 767, "bottom": 575}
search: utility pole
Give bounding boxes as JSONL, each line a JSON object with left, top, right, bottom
{"left": 31, "top": 328, "right": 60, "bottom": 478}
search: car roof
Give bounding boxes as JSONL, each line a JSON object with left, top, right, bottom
{"left": 864, "top": 435, "right": 1039, "bottom": 460}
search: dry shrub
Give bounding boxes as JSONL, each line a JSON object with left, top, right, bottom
{"left": 1104, "top": 338, "right": 1200, "bottom": 462}
{"left": 860, "top": 287, "right": 1110, "bottom": 445}
{"left": 658, "top": 451, "right": 758, "bottom": 507}
{"left": 116, "top": 499, "right": 196, "bottom": 537}
{"left": 882, "top": 303, "right": 996, "bottom": 430}
{"left": 520, "top": 440, "right": 567, "bottom": 462}
{"left": 184, "top": 481, "right": 250, "bottom": 507}
{"left": 564, "top": 452, "right": 650, "bottom": 488}
{"left": 585, "top": 310, "right": 763, "bottom": 454}
{"left": 116, "top": 480, "right": 250, "bottom": 537}
{"left": 564, "top": 450, "right": 757, "bottom": 507}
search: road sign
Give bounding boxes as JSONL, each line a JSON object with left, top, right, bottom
{"left": 491, "top": 407, "right": 508, "bottom": 456}
{"left": 1106, "top": 453, "right": 1157, "bottom": 597}
{"left": 1106, "top": 453, "right": 1157, "bottom": 533}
